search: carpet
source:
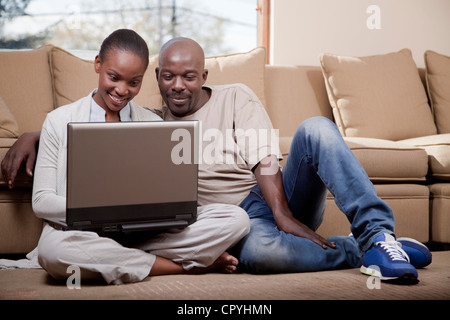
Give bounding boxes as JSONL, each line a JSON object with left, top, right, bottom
{"left": 1, "top": 251, "right": 449, "bottom": 301}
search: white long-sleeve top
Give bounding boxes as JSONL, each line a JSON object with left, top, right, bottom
{"left": 32, "top": 90, "right": 162, "bottom": 220}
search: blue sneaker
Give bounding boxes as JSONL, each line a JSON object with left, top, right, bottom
{"left": 397, "top": 237, "right": 432, "bottom": 269}
{"left": 360, "top": 233, "right": 418, "bottom": 282}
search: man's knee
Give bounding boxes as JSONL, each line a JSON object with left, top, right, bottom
{"left": 296, "top": 116, "right": 336, "bottom": 136}
{"left": 293, "top": 116, "right": 342, "bottom": 150}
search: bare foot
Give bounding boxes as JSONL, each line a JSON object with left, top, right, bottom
{"left": 210, "top": 252, "right": 239, "bottom": 273}
{"left": 187, "top": 252, "right": 239, "bottom": 274}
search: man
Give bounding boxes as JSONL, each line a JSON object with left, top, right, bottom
{"left": 2, "top": 37, "right": 431, "bottom": 282}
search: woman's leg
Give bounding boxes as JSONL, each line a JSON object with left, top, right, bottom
{"left": 37, "top": 223, "right": 155, "bottom": 285}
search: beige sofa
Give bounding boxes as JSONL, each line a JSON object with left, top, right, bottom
{"left": 0, "top": 44, "right": 449, "bottom": 256}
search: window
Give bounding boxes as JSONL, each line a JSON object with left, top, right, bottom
{"left": 256, "top": 0, "right": 270, "bottom": 63}
{"left": 0, "top": 0, "right": 258, "bottom": 57}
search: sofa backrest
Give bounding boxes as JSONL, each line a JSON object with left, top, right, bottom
{"left": 0, "top": 45, "right": 270, "bottom": 138}
{"left": 1, "top": 45, "right": 439, "bottom": 143}
{"left": 264, "top": 65, "right": 333, "bottom": 138}
{"left": 49, "top": 46, "right": 164, "bottom": 111}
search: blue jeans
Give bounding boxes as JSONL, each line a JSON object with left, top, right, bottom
{"left": 232, "top": 117, "right": 395, "bottom": 274}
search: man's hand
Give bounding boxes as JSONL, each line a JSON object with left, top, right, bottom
{"left": 254, "top": 155, "right": 336, "bottom": 249}
{"left": 272, "top": 208, "right": 336, "bottom": 249}
{"left": 1, "top": 131, "right": 40, "bottom": 189}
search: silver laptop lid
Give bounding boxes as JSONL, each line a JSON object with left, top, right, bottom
{"left": 66, "top": 120, "right": 199, "bottom": 227}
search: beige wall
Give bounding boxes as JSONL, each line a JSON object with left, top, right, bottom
{"left": 270, "top": 0, "right": 450, "bottom": 67}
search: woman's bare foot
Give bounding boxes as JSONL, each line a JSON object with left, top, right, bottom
{"left": 187, "top": 252, "right": 239, "bottom": 274}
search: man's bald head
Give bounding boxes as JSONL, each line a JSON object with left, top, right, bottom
{"left": 159, "top": 37, "right": 205, "bottom": 69}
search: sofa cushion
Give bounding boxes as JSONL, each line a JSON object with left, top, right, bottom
{"left": 50, "top": 46, "right": 163, "bottom": 110}
{"left": 0, "top": 96, "right": 19, "bottom": 138}
{"left": 0, "top": 45, "right": 54, "bottom": 134}
{"left": 205, "top": 47, "right": 266, "bottom": 106}
{"left": 344, "top": 137, "right": 428, "bottom": 182}
{"left": 321, "top": 184, "right": 429, "bottom": 242}
{"left": 278, "top": 136, "right": 428, "bottom": 182}
{"left": 429, "top": 183, "right": 450, "bottom": 243}
{"left": 320, "top": 49, "right": 437, "bottom": 141}
{"left": 401, "top": 134, "right": 450, "bottom": 181}
{"left": 50, "top": 46, "right": 97, "bottom": 108}
{"left": 424, "top": 50, "right": 450, "bottom": 133}
{"left": 0, "top": 189, "right": 42, "bottom": 254}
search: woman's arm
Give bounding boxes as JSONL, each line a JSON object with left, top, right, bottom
{"left": 253, "top": 155, "right": 336, "bottom": 249}
{"left": 32, "top": 121, "right": 66, "bottom": 219}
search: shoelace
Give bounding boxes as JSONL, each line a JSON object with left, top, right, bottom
{"left": 377, "top": 240, "right": 410, "bottom": 263}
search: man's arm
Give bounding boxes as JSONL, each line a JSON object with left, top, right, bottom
{"left": 1, "top": 131, "right": 41, "bottom": 189}
{"left": 253, "top": 155, "right": 336, "bottom": 249}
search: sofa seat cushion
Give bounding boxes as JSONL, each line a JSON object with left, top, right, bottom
{"left": 0, "top": 189, "right": 42, "bottom": 254}
{"left": 429, "top": 183, "right": 450, "bottom": 243}
{"left": 320, "top": 49, "right": 437, "bottom": 140}
{"left": 278, "top": 136, "right": 428, "bottom": 182}
{"left": 344, "top": 137, "right": 428, "bottom": 182}
{"left": 320, "top": 184, "right": 429, "bottom": 242}
{"left": 400, "top": 134, "right": 450, "bottom": 181}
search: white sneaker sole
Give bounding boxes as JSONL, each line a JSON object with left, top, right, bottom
{"left": 360, "top": 265, "right": 417, "bottom": 281}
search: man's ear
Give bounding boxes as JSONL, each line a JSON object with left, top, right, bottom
{"left": 94, "top": 55, "right": 101, "bottom": 74}
{"left": 202, "top": 69, "right": 208, "bottom": 83}
{"left": 155, "top": 67, "right": 160, "bottom": 81}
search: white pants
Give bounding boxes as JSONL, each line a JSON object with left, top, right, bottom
{"left": 37, "top": 203, "right": 250, "bottom": 284}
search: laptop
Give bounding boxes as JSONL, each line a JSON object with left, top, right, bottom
{"left": 45, "top": 120, "right": 199, "bottom": 233}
